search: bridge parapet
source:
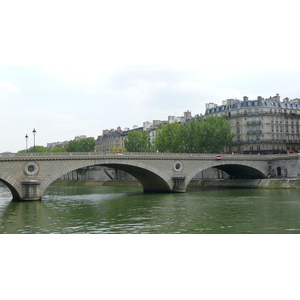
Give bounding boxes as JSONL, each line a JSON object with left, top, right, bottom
{"left": 1, "top": 152, "right": 298, "bottom": 161}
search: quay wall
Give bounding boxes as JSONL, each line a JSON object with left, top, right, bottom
{"left": 189, "top": 178, "right": 300, "bottom": 188}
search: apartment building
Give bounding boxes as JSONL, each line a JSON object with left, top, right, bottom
{"left": 205, "top": 94, "right": 300, "bottom": 153}
{"left": 101, "top": 128, "right": 122, "bottom": 152}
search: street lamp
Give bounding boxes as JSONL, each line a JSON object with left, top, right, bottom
{"left": 32, "top": 128, "right": 36, "bottom": 152}
{"left": 25, "top": 134, "right": 28, "bottom": 152}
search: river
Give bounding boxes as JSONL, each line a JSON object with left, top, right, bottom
{"left": 0, "top": 183, "right": 300, "bottom": 233}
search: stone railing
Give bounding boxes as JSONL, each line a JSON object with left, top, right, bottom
{"left": 1, "top": 151, "right": 299, "bottom": 161}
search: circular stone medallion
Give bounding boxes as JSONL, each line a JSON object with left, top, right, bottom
{"left": 24, "top": 162, "right": 39, "bottom": 176}
{"left": 173, "top": 160, "right": 184, "bottom": 172}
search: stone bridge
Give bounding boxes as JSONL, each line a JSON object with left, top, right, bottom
{"left": 0, "top": 152, "right": 299, "bottom": 201}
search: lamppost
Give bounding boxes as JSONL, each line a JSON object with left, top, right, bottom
{"left": 25, "top": 134, "right": 28, "bottom": 152}
{"left": 32, "top": 128, "right": 36, "bottom": 152}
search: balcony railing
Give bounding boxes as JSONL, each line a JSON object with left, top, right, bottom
{"left": 232, "top": 139, "right": 300, "bottom": 145}
{"left": 247, "top": 130, "right": 262, "bottom": 134}
{"left": 225, "top": 111, "right": 300, "bottom": 118}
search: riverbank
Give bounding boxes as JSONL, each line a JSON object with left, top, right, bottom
{"left": 189, "top": 178, "right": 300, "bottom": 188}
{"left": 53, "top": 178, "right": 300, "bottom": 189}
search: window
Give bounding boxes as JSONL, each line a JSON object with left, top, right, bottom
{"left": 248, "top": 117, "right": 252, "bottom": 124}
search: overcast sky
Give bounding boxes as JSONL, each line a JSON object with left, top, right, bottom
{"left": 1, "top": 0, "right": 300, "bottom": 153}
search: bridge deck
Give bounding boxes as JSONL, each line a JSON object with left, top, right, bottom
{"left": 1, "top": 152, "right": 298, "bottom": 161}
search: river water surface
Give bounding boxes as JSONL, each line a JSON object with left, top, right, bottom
{"left": 1, "top": 184, "right": 300, "bottom": 233}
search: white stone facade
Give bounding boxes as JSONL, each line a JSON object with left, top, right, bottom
{"left": 205, "top": 95, "right": 300, "bottom": 154}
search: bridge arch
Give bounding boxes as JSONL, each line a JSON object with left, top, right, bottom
{"left": 39, "top": 159, "right": 173, "bottom": 196}
{"left": 0, "top": 173, "right": 22, "bottom": 201}
{"left": 186, "top": 161, "right": 267, "bottom": 185}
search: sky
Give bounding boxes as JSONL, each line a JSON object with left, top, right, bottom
{"left": 1, "top": 0, "right": 300, "bottom": 153}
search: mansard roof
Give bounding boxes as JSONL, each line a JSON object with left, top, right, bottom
{"left": 205, "top": 98, "right": 300, "bottom": 116}
{"left": 102, "top": 130, "right": 121, "bottom": 141}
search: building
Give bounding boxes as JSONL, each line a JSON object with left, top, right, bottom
{"left": 205, "top": 94, "right": 300, "bottom": 153}
{"left": 75, "top": 135, "right": 87, "bottom": 140}
{"left": 46, "top": 141, "right": 69, "bottom": 150}
{"left": 168, "top": 110, "right": 192, "bottom": 124}
{"left": 95, "top": 135, "right": 103, "bottom": 152}
{"left": 101, "top": 128, "right": 122, "bottom": 152}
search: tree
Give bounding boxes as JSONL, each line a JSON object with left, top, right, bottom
{"left": 124, "top": 130, "right": 150, "bottom": 152}
{"left": 109, "top": 147, "right": 127, "bottom": 152}
{"left": 66, "top": 138, "right": 96, "bottom": 152}
{"left": 18, "top": 146, "right": 47, "bottom": 153}
{"left": 197, "top": 116, "right": 235, "bottom": 153}
{"left": 154, "top": 122, "right": 183, "bottom": 153}
{"left": 48, "top": 147, "right": 67, "bottom": 152}
{"left": 153, "top": 116, "right": 234, "bottom": 153}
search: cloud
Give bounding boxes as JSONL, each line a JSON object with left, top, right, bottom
{"left": 0, "top": 108, "right": 106, "bottom": 152}
{"left": 0, "top": 81, "right": 20, "bottom": 93}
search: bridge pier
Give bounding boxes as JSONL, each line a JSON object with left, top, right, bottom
{"left": 21, "top": 180, "right": 41, "bottom": 201}
{"left": 172, "top": 177, "right": 186, "bottom": 193}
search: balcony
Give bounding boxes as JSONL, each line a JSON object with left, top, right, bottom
{"left": 247, "top": 130, "right": 261, "bottom": 134}
{"left": 231, "top": 139, "right": 300, "bottom": 145}
{"left": 224, "top": 110, "right": 300, "bottom": 118}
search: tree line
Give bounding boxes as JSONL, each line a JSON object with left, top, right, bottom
{"left": 125, "top": 116, "right": 234, "bottom": 153}
{"left": 18, "top": 138, "right": 96, "bottom": 153}
{"left": 18, "top": 116, "right": 234, "bottom": 154}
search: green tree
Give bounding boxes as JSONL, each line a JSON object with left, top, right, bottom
{"left": 179, "top": 117, "right": 204, "bottom": 153}
{"left": 154, "top": 122, "right": 183, "bottom": 153}
{"left": 124, "top": 131, "right": 150, "bottom": 152}
{"left": 18, "top": 146, "right": 47, "bottom": 153}
{"left": 197, "top": 116, "right": 235, "bottom": 153}
{"left": 109, "top": 147, "right": 127, "bottom": 152}
{"left": 153, "top": 116, "right": 234, "bottom": 153}
{"left": 66, "top": 138, "right": 96, "bottom": 152}
{"left": 48, "top": 147, "right": 67, "bottom": 152}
